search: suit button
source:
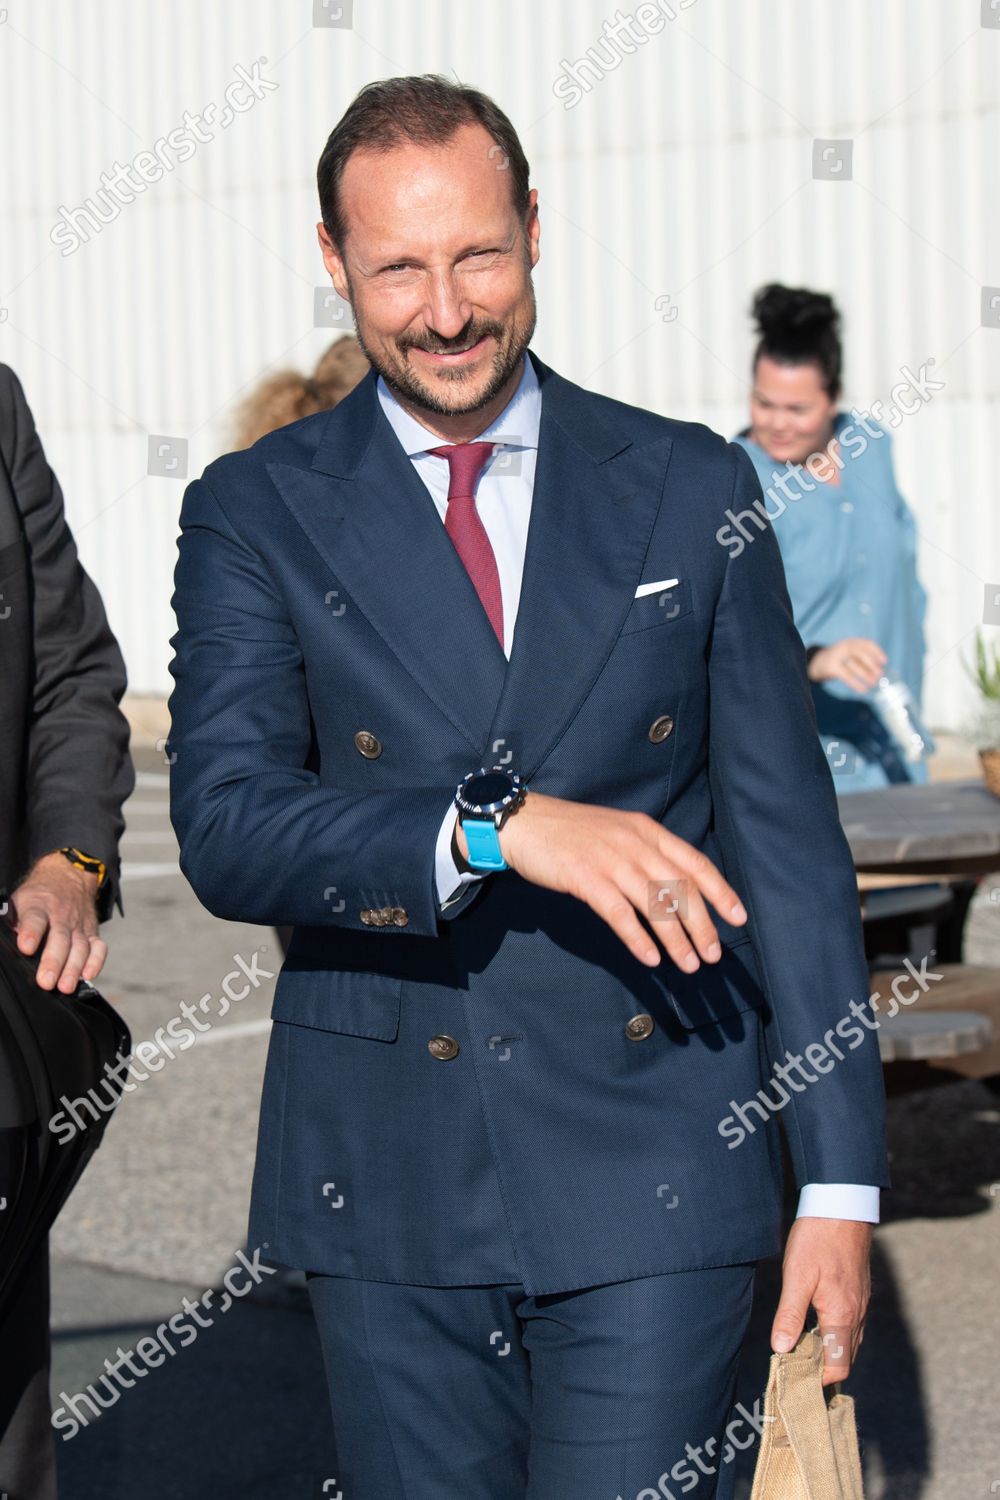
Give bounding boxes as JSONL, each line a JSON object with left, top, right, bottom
{"left": 625, "top": 1013, "right": 655, "bottom": 1041}
{"left": 359, "top": 909, "right": 374, "bottom": 925}
{"left": 373, "top": 907, "right": 393, "bottom": 926}
{"left": 390, "top": 907, "right": 409, "bottom": 927}
{"left": 647, "top": 715, "right": 674, "bottom": 743}
{"left": 354, "top": 730, "right": 383, "bottom": 759}
{"left": 428, "top": 1034, "right": 460, "bottom": 1061}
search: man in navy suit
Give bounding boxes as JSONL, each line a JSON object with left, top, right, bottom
{"left": 168, "top": 75, "right": 889, "bottom": 1500}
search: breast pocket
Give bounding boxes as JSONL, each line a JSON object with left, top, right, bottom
{"left": 620, "top": 578, "right": 694, "bottom": 636}
{"left": 270, "top": 966, "right": 401, "bottom": 1041}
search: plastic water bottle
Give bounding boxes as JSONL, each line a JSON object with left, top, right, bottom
{"left": 871, "top": 673, "right": 935, "bottom": 764}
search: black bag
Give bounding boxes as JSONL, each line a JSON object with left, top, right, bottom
{"left": 0, "top": 913, "right": 130, "bottom": 1310}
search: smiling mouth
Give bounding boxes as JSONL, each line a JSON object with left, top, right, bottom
{"left": 413, "top": 335, "right": 490, "bottom": 364}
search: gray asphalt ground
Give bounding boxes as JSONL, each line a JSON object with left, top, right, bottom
{"left": 47, "top": 745, "right": 1000, "bottom": 1499}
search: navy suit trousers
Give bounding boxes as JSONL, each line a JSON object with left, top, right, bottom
{"left": 306, "top": 1262, "right": 759, "bottom": 1500}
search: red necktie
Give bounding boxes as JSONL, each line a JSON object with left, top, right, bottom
{"left": 427, "top": 442, "right": 504, "bottom": 647}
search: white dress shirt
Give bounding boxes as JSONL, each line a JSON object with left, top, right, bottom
{"left": 375, "top": 359, "right": 879, "bottom": 1226}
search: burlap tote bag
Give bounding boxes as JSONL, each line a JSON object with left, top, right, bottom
{"left": 750, "top": 1326, "right": 865, "bottom": 1500}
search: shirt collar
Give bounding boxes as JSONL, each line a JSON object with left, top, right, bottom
{"left": 376, "top": 351, "right": 540, "bottom": 457}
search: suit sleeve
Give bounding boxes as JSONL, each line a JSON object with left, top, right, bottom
{"left": 2, "top": 367, "right": 133, "bottom": 920}
{"left": 707, "top": 442, "right": 890, "bottom": 1189}
{"left": 167, "top": 473, "right": 483, "bottom": 933}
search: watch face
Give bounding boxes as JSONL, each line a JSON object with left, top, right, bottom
{"left": 463, "top": 769, "right": 516, "bottom": 811}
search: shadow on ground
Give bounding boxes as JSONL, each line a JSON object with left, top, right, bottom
{"left": 52, "top": 1262, "right": 337, "bottom": 1500}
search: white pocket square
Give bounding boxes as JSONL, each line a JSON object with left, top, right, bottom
{"left": 634, "top": 577, "right": 679, "bottom": 599}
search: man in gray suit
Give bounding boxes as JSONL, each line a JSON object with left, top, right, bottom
{"left": 0, "top": 364, "right": 133, "bottom": 1499}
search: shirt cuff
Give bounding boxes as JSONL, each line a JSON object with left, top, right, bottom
{"left": 796, "top": 1183, "right": 880, "bottom": 1223}
{"left": 434, "top": 804, "right": 486, "bottom": 909}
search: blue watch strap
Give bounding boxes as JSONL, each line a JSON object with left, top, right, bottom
{"left": 463, "top": 818, "right": 507, "bottom": 871}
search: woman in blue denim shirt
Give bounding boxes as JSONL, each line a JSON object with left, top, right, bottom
{"left": 731, "top": 284, "right": 930, "bottom": 792}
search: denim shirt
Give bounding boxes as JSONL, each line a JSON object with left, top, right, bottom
{"left": 732, "top": 414, "right": 929, "bottom": 792}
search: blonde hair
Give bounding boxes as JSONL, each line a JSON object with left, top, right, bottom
{"left": 232, "top": 335, "right": 370, "bottom": 449}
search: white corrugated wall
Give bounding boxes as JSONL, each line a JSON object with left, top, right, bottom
{"left": 1, "top": 0, "right": 996, "bottom": 726}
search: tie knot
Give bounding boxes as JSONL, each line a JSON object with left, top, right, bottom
{"left": 427, "top": 441, "right": 496, "bottom": 501}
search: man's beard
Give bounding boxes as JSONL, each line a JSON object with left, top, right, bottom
{"left": 349, "top": 277, "right": 537, "bottom": 419}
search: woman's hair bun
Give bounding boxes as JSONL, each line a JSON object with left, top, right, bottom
{"left": 752, "top": 283, "right": 840, "bottom": 341}
{"left": 750, "top": 282, "right": 843, "bottom": 397}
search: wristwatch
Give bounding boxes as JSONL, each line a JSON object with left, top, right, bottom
{"left": 453, "top": 766, "right": 528, "bottom": 872}
{"left": 59, "top": 847, "right": 108, "bottom": 888}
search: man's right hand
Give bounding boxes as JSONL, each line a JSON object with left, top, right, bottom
{"left": 458, "top": 793, "right": 748, "bottom": 972}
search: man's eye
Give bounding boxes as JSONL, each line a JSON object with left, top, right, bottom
{"left": 380, "top": 250, "right": 500, "bottom": 274}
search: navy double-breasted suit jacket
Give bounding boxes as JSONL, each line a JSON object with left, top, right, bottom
{"left": 167, "top": 350, "right": 889, "bottom": 1295}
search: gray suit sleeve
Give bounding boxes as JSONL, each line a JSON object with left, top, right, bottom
{"left": 0, "top": 365, "right": 134, "bottom": 919}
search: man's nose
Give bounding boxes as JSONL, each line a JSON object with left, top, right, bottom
{"left": 422, "top": 273, "right": 473, "bottom": 341}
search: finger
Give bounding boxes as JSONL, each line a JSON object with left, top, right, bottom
{"left": 586, "top": 878, "right": 663, "bottom": 967}
{"left": 838, "top": 665, "right": 874, "bottom": 694}
{"left": 642, "top": 877, "right": 701, "bottom": 972}
{"left": 14, "top": 903, "right": 50, "bottom": 957}
{"left": 818, "top": 1323, "right": 855, "bottom": 1386}
{"left": 56, "top": 929, "right": 96, "bottom": 994}
{"left": 857, "top": 639, "right": 888, "bottom": 666}
{"left": 856, "top": 659, "right": 885, "bottom": 688}
{"left": 847, "top": 642, "right": 887, "bottom": 687}
{"left": 773, "top": 1266, "right": 815, "bottom": 1362}
{"left": 81, "top": 935, "right": 108, "bottom": 981}
{"left": 642, "top": 871, "right": 721, "bottom": 969}
{"left": 857, "top": 649, "right": 886, "bottom": 677}
{"left": 656, "top": 832, "right": 747, "bottom": 929}
{"left": 771, "top": 1280, "right": 812, "bottom": 1354}
{"left": 35, "top": 920, "right": 72, "bottom": 990}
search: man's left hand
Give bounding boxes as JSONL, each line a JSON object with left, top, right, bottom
{"left": 771, "top": 1217, "right": 872, "bottom": 1386}
{"left": 9, "top": 851, "right": 107, "bottom": 992}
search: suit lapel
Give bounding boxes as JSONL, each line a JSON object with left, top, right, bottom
{"left": 270, "top": 373, "right": 507, "bottom": 751}
{"left": 270, "top": 352, "right": 673, "bottom": 775}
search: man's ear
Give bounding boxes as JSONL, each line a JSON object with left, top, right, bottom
{"left": 524, "top": 187, "right": 541, "bottom": 270}
{"left": 316, "top": 222, "right": 350, "bottom": 302}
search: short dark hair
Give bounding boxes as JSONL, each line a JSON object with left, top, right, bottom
{"left": 750, "top": 282, "right": 843, "bottom": 401}
{"left": 317, "top": 74, "right": 531, "bottom": 251}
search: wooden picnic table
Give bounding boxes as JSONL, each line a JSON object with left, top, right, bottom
{"left": 837, "top": 779, "right": 1000, "bottom": 1074}
{"left": 838, "top": 778, "right": 1000, "bottom": 878}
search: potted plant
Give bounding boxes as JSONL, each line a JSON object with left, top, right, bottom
{"left": 967, "top": 629, "right": 1000, "bottom": 796}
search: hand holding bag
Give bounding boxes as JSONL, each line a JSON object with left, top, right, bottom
{"left": 750, "top": 1326, "right": 865, "bottom": 1500}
